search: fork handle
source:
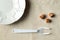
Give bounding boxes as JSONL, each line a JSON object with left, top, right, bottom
{"left": 13, "top": 29, "right": 37, "bottom": 33}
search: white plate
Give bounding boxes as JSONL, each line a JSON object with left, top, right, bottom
{"left": 0, "top": 0, "right": 26, "bottom": 24}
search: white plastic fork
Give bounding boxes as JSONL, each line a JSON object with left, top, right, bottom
{"left": 13, "top": 27, "right": 51, "bottom": 35}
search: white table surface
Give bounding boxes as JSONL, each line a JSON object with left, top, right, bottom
{"left": 0, "top": 0, "right": 60, "bottom": 40}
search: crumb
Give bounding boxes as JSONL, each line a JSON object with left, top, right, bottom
{"left": 46, "top": 18, "right": 52, "bottom": 23}
{"left": 49, "top": 13, "right": 55, "bottom": 17}
{"left": 40, "top": 14, "right": 46, "bottom": 19}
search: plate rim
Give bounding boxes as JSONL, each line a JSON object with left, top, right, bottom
{"left": 0, "top": 0, "right": 26, "bottom": 24}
